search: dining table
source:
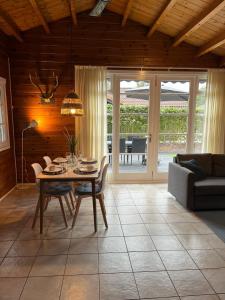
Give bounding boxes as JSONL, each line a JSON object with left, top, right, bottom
{"left": 36, "top": 166, "right": 99, "bottom": 234}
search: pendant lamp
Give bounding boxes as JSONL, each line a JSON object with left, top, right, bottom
{"left": 61, "top": 91, "right": 84, "bottom": 116}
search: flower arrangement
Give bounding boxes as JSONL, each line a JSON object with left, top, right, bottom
{"left": 63, "top": 127, "right": 78, "bottom": 155}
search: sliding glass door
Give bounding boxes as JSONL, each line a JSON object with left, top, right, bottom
{"left": 107, "top": 72, "right": 207, "bottom": 182}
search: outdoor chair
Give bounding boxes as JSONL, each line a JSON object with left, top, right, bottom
{"left": 130, "top": 137, "right": 147, "bottom": 165}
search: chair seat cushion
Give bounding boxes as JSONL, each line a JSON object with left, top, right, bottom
{"left": 194, "top": 177, "right": 225, "bottom": 196}
{"left": 75, "top": 183, "right": 101, "bottom": 195}
{"left": 44, "top": 183, "right": 72, "bottom": 196}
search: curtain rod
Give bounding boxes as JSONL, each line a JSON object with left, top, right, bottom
{"left": 107, "top": 66, "right": 209, "bottom": 72}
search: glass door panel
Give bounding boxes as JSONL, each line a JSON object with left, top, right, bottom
{"left": 118, "top": 79, "right": 151, "bottom": 174}
{"left": 157, "top": 80, "right": 190, "bottom": 173}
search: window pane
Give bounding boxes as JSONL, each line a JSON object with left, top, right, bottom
{"left": 107, "top": 78, "right": 112, "bottom": 172}
{"left": 158, "top": 80, "right": 190, "bottom": 173}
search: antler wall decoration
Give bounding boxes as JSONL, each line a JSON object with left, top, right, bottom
{"left": 29, "top": 72, "right": 59, "bottom": 104}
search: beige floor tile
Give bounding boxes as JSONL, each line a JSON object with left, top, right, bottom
{"left": 119, "top": 214, "right": 143, "bottom": 224}
{"left": 7, "top": 240, "right": 41, "bottom": 257}
{"left": 65, "top": 254, "right": 98, "bottom": 275}
{"left": 45, "top": 227, "right": 72, "bottom": 239}
{"left": 61, "top": 274, "right": 99, "bottom": 300}
{"left": 0, "top": 256, "right": 34, "bottom": 277}
{"left": 99, "top": 252, "right": 132, "bottom": 273}
{"left": 71, "top": 225, "right": 98, "bottom": 238}
{"left": 100, "top": 214, "right": 120, "bottom": 225}
{"left": 38, "top": 239, "right": 70, "bottom": 255}
{"left": 20, "top": 276, "right": 62, "bottom": 300}
{"left": 115, "top": 199, "right": 135, "bottom": 206}
{"left": 188, "top": 249, "right": 225, "bottom": 269}
{"left": 125, "top": 236, "right": 155, "bottom": 252}
{"left": 192, "top": 223, "right": 214, "bottom": 234}
{"left": 98, "top": 237, "right": 127, "bottom": 253}
{"left": 135, "top": 271, "right": 177, "bottom": 298}
{"left": 0, "top": 241, "right": 13, "bottom": 256}
{"left": 0, "top": 228, "right": 21, "bottom": 241}
{"left": 162, "top": 213, "right": 200, "bottom": 223}
{"left": 177, "top": 235, "right": 213, "bottom": 250}
{"left": 178, "top": 234, "right": 225, "bottom": 250}
{"left": 30, "top": 255, "right": 67, "bottom": 276}
{"left": 169, "top": 269, "right": 214, "bottom": 296}
{"left": 159, "top": 250, "right": 197, "bottom": 270}
{"left": 152, "top": 235, "right": 184, "bottom": 250}
{"left": 140, "top": 213, "right": 166, "bottom": 224}
{"left": 202, "top": 268, "right": 225, "bottom": 293}
{"left": 146, "top": 223, "right": 173, "bottom": 235}
{"left": 100, "top": 273, "right": 138, "bottom": 300}
{"left": 117, "top": 206, "right": 138, "bottom": 215}
{"left": 69, "top": 238, "right": 98, "bottom": 254}
{"left": 137, "top": 205, "right": 161, "bottom": 213}
{"left": 17, "top": 227, "right": 48, "bottom": 240}
{"left": 129, "top": 251, "right": 165, "bottom": 272}
{"left": 181, "top": 295, "right": 220, "bottom": 300}
{"left": 0, "top": 277, "right": 26, "bottom": 300}
{"left": 105, "top": 206, "right": 118, "bottom": 215}
{"left": 215, "top": 249, "right": 225, "bottom": 260}
{"left": 141, "top": 298, "right": 179, "bottom": 300}
{"left": 169, "top": 223, "right": 199, "bottom": 234}
{"left": 97, "top": 225, "right": 123, "bottom": 237}
{"left": 219, "top": 295, "right": 225, "bottom": 300}
{"left": 122, "top": 224, "right": 148, "bottom": 236}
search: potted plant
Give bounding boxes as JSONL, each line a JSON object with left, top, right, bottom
{"left": 63, "top": 127, "right": 78, "bottom": 161}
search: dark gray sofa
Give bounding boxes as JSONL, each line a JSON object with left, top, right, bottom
{"left": 168, "top": 153, "right": 225, "bottom": 210}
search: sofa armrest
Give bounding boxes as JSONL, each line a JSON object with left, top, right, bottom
{"left": 168, "top": 162, "right": 195, "bottom": 210}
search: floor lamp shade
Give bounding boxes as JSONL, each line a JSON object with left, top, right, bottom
{"left": 21, "top": 120, "right": 38, "bottom": 187}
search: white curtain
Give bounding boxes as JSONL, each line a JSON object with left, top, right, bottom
{"left": 74, "top": 65, "right": 107, "bottom": 162}
{"left": 202, "top": 69, "right": 225, "bottom": 153}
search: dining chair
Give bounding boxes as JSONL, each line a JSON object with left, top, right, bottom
{"left": 31, "top": 163, "right": 74, "bottom": 228}
{"left": 72, "top": 163, "right": 109, "bottom": 228}
{"left": 43, "top": 155, "right": 76, "bottom": 210}
{"left": 43, "top": 156, "right": 52, "bottom": 166}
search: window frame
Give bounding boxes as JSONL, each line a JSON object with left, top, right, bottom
{"left": 0, "top": 77, "right": 10, "bottom": 152}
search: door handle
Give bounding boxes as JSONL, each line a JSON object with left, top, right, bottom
{"left": 148, "top": 134, "right": 152, "bottom": 143}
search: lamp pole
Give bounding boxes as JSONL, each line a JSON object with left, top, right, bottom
{"left": 20, "top": 120, "right": 38, "bottom": 189}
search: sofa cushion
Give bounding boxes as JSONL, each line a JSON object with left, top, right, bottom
{"left": 179, "top": 159, "right": 206, "bottom": 180}
{"left": 194, "top": 177, "right": 225, "bottom": 196}
{"left": 212, "top": 154, "right": 225, "bottom": 177}
{"left": 176, "top": 153, "right": 212, "bottom": 176}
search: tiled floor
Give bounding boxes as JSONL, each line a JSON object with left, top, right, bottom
{"left": 0, "top": 184, "right": 225, "bottom": 300}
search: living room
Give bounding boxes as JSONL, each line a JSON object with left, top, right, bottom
{"left": 0, "top": 0, "right": 225, "bottom": 299}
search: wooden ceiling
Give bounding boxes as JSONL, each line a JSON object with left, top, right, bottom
{"left": 0, "top": 0, "right": 225, "bottom": 58}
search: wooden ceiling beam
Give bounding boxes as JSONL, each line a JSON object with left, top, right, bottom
{"left": 147, "top": 0, "right": 177, "bottom": 38}
{"left": 197, "top": 31, "right": 225, "bottom": 56}
{"left": 0, "top": 7, "right": 23, "bottom": 42}
{"left": 67, "top": 0, "right": 77, "bottom": 26}
{"left": 173, "top": 0, "right": 225, "bottom": 47}
{"left": 121, "top": 0, "right": 134, "bottom": 27}
{"left": 28, "top": 0, "right": 50, "bottom": 34}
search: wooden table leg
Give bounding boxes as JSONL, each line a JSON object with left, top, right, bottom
{"left": 92, "top": 179, "right": 97, "bottom": 232}
{"left": 39, "top": 180, "right": 44, "bottom": 234}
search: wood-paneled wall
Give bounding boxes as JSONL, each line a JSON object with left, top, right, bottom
{"left": 9, "top": 11, "right": 220, "bottom": 182}
{"left": 0, "top": 34, "right": 16, "bottom": 197}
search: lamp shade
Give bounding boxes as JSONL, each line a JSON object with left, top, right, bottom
{"left": 61, "top": 91, "right": 84, "bottom": 116}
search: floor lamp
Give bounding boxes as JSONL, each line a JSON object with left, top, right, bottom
{"left": 21, "top": 120, "right": 38, "bottom": 189}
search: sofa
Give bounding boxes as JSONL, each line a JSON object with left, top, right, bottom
{"left": 168, "top": 153, "right": 225, "bottom": 210}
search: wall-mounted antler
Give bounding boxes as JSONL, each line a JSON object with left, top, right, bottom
{"left": 29, "top": 72, "right": 59, "bottom": 103}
